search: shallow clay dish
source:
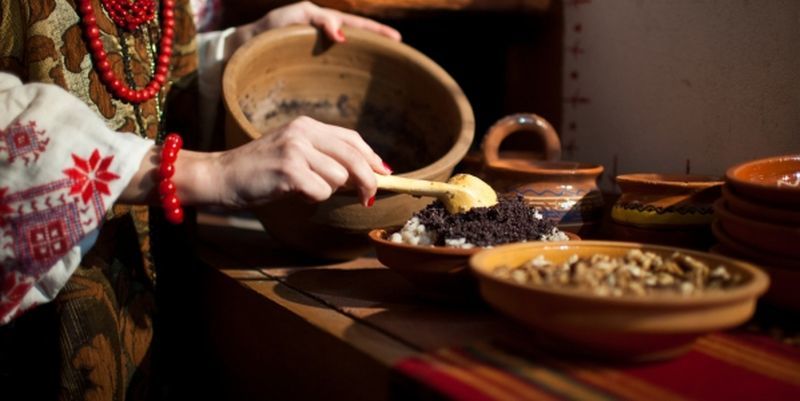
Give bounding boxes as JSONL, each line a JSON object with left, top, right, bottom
{"left": 725, "top": 155, "right": 800, "bottom": 206}
{"left": 368, "top": 229, "right": 579, "bottom": 301}
{"left": 470, "top": 241, "right": 769, "bottom": 361}
{"left": 714, "top": 199, "right": 800, "bottom": 259}
{"left": 223, "top": 26, "right": 474, "bottom": 259}
{"left": 612, "top": 174, "right": 723, "bottom": 228}
{"left": 721, "top": 185, "right": 800, "bottom": 225}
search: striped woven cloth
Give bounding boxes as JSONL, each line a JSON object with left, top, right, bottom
{"left": 394, "top": 333, "right": 800, "bottom": 401}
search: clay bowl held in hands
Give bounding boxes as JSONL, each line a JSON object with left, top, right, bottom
{"left": 223, "top": 26, "right": 474, "bottom": 260}
{"left": 725, "top": 154, "right": 800, "bottom": 206}
{"left": 368, "top": 229, "right": 579, "bottom": 301}
{"left": 713, "top": 199, "right": 800, "bottom": 259}
{"left": 721, "top": 185, "right": 800, "bottom": 226}
{"left": 612, "top": 174, "right": 723, "bottom": 229}
{"left": 470, "top": 241, "right": 769, "bottom": 361}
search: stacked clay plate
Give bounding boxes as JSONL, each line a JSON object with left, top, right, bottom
{"left": 712, "top": 154, "right": 800, "bottom": 310}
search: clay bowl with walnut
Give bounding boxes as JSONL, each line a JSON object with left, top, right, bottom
{"left": 469, "top": 241, "right": 769, "bottom": 361}
{"left": 368, "top": 229, "right": 579, "bottom": 302}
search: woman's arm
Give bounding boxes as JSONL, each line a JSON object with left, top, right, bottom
{"left": 119, "top": 115, "right": 391, "bottom": 208}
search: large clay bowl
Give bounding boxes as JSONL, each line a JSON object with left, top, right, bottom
{"left": 721, "top": 185, "right": 800, "bottom": 225}
{"left": 612, "top": 174, "right": 723, "bottom": 229}
{"left": 368, "top": 229, "right": 579, "bottom": 301}
{"left": 223, "top": 26, "right": 474, "bottom": 259}
{"left": 470, "top": 241, "right": 769, "bottom": 361}
{"left": 714, "top": 199, "right": 800, "bottom": 259}
{"left": 725, "top": 154, "right": 800, "bottom": 206}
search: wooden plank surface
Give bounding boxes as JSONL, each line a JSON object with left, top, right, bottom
{"left": 196, "top": 217, "right": 536, "bottom": 357}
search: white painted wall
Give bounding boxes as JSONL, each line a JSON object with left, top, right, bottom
{"left": 561, "top": 0, "right": 800, "bottom": 190}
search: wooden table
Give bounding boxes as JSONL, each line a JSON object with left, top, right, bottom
{"left": 192, "top": 214, "right": 800, "bottom": 401}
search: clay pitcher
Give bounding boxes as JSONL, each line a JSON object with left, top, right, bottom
{"left": 479, "top": 114, "right": 605, "bottom": 232}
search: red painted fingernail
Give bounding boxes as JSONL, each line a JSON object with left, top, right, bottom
{"left": 367, "top": 196, "right": 375, "bottom": 207}
{"left": 337, "top": 29, "right": 346, "bottom": 41}
{"left": 382, "top": 161, "right": 393, "bottom": 174}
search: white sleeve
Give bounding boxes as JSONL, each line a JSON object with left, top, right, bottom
{"left": 0, "top": 72, "right": 154, "bottom": 325}
{"left": 196, "top": 27, "right": 236, "bottom": 150}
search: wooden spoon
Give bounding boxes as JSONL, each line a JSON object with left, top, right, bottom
{"left": 375, "top": 173, "right": 498, "bottom": 214}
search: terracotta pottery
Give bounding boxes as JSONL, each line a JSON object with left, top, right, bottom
{"left": 710, "top": 244, "right": 800, "bottom": 311}
{"left": 470, "top": 241, "right": 769, "bottom": 361}
{"left": 710, "top": 220, "right": 798, "bottom": 270}
{"left": 368, "top": 228, "right": 579, "bottom": 301}
{"left": 714, "top": 199, "right": 800, "bottom": 259}
{"left": 725, "top": 154, "right": 800, "bottom": 206}
{"left": 722, "top": 185, "right": 800, "bottom": 226}
{"left": 222, "top": 26, "right": 474, "bottom": 259}
{"left": 612, "top": 174, "right": 723, "bottom": 229}
{"left": 478, "top": 114, "right": 604, "bottom": 232}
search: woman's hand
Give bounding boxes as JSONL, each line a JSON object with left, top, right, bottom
{"left": 215, "top": 116, "right": 390, "bottom": 208}
{"left": 232, "top": 1, "right": 401, "bottom": 47}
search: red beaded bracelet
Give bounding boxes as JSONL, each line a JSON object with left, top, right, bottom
{"left": 158, "top": 133, "right": 184, "bottom": 224}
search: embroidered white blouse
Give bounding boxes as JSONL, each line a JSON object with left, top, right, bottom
{"left": 0, "top": 25, "right": 235, "bottom": 324}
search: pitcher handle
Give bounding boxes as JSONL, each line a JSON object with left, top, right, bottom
{"left": 481, "top": 113, "right": 561, "bottom": 167}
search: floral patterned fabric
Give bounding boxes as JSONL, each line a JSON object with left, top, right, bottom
{"left": 0, "top": 0, "right": 199, "bottom": 399}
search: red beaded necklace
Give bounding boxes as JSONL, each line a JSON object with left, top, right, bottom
{"left": 77, "top": 0, "right": 175, "bottom": 104}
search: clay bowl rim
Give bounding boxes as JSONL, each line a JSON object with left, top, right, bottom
{"left": 616, "top": 173, "right": 723, "bottom": 191}
{"left": 710, "top": 220, "right": 798, "bottom": 270}
{"left": 368, "top": 228, "right": 580, "bottom": 258}
{"left": 222, "top": 25, "right": 475, "bottom": 180}
{"left": 725, "top": 154, "right": 800, "bottom": 202}
{"left": 721, "top": 185, "right": 800, "bottom": 225}
{"left": 486, "top": 160, "right": 604, "bottom": 177}
{"left": 469, "top": 240, "right": 769, "bottom": 307}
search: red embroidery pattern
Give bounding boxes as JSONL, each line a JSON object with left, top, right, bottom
{"left": 0, "top": 271, "right": 34, "bottom": 321}
{"left": 9, "top": 203, "right": 84, "bottom": 274}
{"left": 64, "top": 150, "right": 120, "bottom": 204}
{"left": 0, "top": 121, "right": 50, "bottom": 165}
{"left": 1, "top": 149, "right": 120, "bottom": 322}
{"left": 0, "top": 188, "right": 11, "bottom": 226}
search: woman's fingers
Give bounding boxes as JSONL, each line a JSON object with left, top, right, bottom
{"left": 313, "top": 122, "right": 388, "bottom": 175}
{"left": 302, "top": 145, "right": 351, "bottom": 192}
{"left": 337, "top": 13, "right": 402, "bottom": 41}
{"left": 298, "top": 119, "right": 388, "bottom": 203}
{"left": 308, "top": 11, "right": 345, "bottom": 42}
{"left": 223, "top": 116, "right": 386, "bottom": 208}
{"left": 285, "top": 161, "right": 335, "bottom": 203}
{"left": 307, "top": 7, "right": 401, "bottom": 42}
